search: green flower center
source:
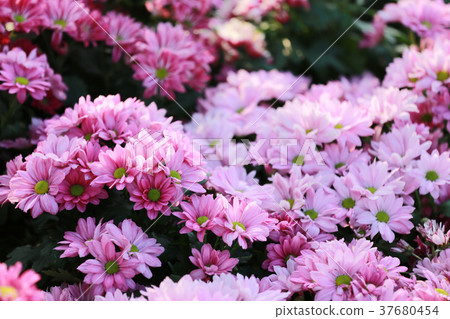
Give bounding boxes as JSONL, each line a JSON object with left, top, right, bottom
{"left": 421, "top": 21, "right": 432, "bottom": 29}
{"left": 334, "top": 162, "right": 345, "bottom": 169}
{"left": 292, "top": 155, "right": 304, "bottom": 166}
{"left": 196, "top": 216, "right": 209, "bottom": 225}
{"left": 147, "top": 189, "right": 161, "bottom": 202}
{"left": 0, "top": 285, "right": 18, "bottom": 300}
{"left": 421, "top": 113, "right": 433, "bottom": 123}
{"left": 425, "top": 170, "right": 439, "bottom": 182}
{"left": 335, "top": 275, "right": 352, "bottom": 286}
{"left": 170, "top": 170, "right": 181, "bottom": 182}
{"left": 84, "top": 133, "right": 92, "bottom": 141}
{"left": 305, "top": 129, "right": 313, "bottom": 134}
{"left": 113, "top": 167, "right": 127, "bottom": 179}
{"left": 304, "top": 209, "right": 318, "bottom": 220}
{"left": 70, "top": 184, "right": 85, "bottom": 197}
{"left": 130, "top": 244, "right": 139, "bottom": 253}
{"left": 104, "top": 261, "right": 119, "bottom": 274}
{"left": 286, "top": 199, "right": 294, "bottom": 210}
{"left": 376, "top": 211, "right": 390, "bottom": 223}
{"left": 15, "top": 76, "right": 29, "bottom": 85}
{"left": 437, "top": 71, "right": 449, "bottom": 82}
{"left": 236, "top": 107, "right": 245, "bottom": 114}
{"left": 156, "top": 68, "right": 168, "bottom": 80}
{"left": 342, "top": 197, "right": 355, "bottom": 209}
{"left": 366, "top": 187, "right": 377, "bottom": 194}
{"left": 284, "top": 254, "right": 295, "bottom": 263}
{"left": 435, "top": 288, "right": 448, "bottom": 296}
{"left": 14, "top": 15, "right": 26, "bottom": 23}
{"left": 409, "top": 77, "right": 419, "bottom": 83}
{"left": 54, "top": 19, "right": 67, "bottom": 28}
{"left": 34, "top": 180, "right": 49, "bottom": 194}
{"left": 334, "top": 124, "right": 344, "bottom": 129}
{"left": 232, "top": 221, "right": 246, "bottom": 231}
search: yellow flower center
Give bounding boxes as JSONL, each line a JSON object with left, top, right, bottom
{"left": 34, "top": 180, "right": 49, "bottom": 194}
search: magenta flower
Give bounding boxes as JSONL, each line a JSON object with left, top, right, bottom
{"left": 213, "top": 198, "right": 275, "bottom": 249}
{"left": 127, "top": 172, "right": 177, "bottom": 219}
{"left": 8, "top": 155, "right": 68, "bottom": 218}
{"left": 56, "top": 217, "right": 109, "bottom": 258}
{"left": 90, "top": 145, "right": 138, "bottom": 190}
{"left": 354, "top": 195, "right": 414, "bottom": 243}
{"left": 0, "top": 262, "right": 43, "bottom": 301}
{"left": 0, "top": 47, "right": 51, "bottom": 103}
{"left": 78, "top": 237, "right": 139, "bottom": 292}
{"left": 262, "top": 234, "right": 311, "bottom": 272}
{"left": 173, "top": 194, "right": 227, "bottom": 242}
{"left": 105, "top": 219, "right": 164, "bottom": 279}
{"left": 56, "top": 168, "right": 108, "bottom": 212}
{"left": 189, "top": 244, "right": 239, "bottom": 280}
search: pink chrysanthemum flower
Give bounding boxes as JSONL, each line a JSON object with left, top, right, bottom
{"left": 0, "top": 262, "right": 43, "bottom": 301}
{"left": 0, "top": 47, "right": 51, "bottom": 103}
{"left": 411, "top": 150, "right": 450, "bottom": 199}
{"left": 78, "top": 237, "right": 139, "bottom": 292}
{"left": 45, "top": 283, "right": 103, "bottom": 301}
{"left": 160, "top": 149, "right": 206, "bottom": 194}
{"left": 90, "top": 145, "right": 138, "bottom": 190}
{"left": 8, "top": 155, "right": 68, "bottom": 218}
{"left": 95, "top": 289, "right": 145, "bottom": 301}
{"left": 34, "top": 134, "right": 86, "bottom": 168}
{"left": 127, "top": 172, "right": 177, "bottom": 220}
{"left": 291, "top": 239, "right": 408, "bottom": 301}
{"left": 56, "top": 217, "right": 109, "bottom": 258}
{"left": 173, "top": 194, "right": 227, "bottom": 242}
{"left": 0, "top": 155, "right": 24, "bottom": 205}
{"left": 347, "top": 161, "right": 405, "bottom": 200}
{"left": 213, "top": 198, "right": 275, "bottom": 249}
{"left": 353, "top": 195, "right": 414, "bottom": 243}
{"left": 105, "top": 219, "right": 164, "bottom": 279}
{"left": 262, "top": 233, "right": 311, "bottom": 272}
{"left": 371, "top": 124, "right": 431, "bottom": 168}
{"left": 264, "top": 171, "right": 306, "bottom": 213}
{"left": 103, "top": 11, "right": 143, "bottom": 62}
{"left": 296, "top": 187, "right": 343, "bottom": 237}
{"left": 263, "top": 259, "right": 302, "bottom": 297}
{"left": 55, "top": 168, "right": 108, "bottom": 212}
{"left": 189, "top": 244, "right": 239, "bottom": 280}
{"left": 1, "top": 0, "right": 44, "bottom": 33}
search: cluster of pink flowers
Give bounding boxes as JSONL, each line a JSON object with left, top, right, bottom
{"left": 361, "top": 0, "right": 450, "bottom": 48}
{"left": 0, "top": 0, "right": 215, "bottom": 104}
{"left": 56, "top": 217, "right": 164, "bottom": 294}
{"left": 0, "top": 46, "right": 67, "bottom": 110}
{"left": 0, "top": 94, "right": 206, "bottom": 218}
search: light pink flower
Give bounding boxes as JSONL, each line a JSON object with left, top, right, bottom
{"left": 56, "top": 217, "right": 109, "bottom": 258}
{"left": 213, "top": 198, "right": 275, "bottom": 249}
{"left": 411, "top": 150, "right": 450, "bottom": 199}
{"left": 8, "top": 155, "right": 68, "bottom": 218}
{"left": 55, "top": 168, "right": 108, "bottom": 212}
{"left": 78, "top": 237, "right": 139, "bottom": 292}
{"left": 105, "top": 219, "right": 164, "bottom": 279}
{"left": 0, "top": 155, "right": 24, "bottom": 205}
{"left": 354, "top": 195, "right": 414, "bottom": 243}
{"left": 90, "top": 145, "right": 138, "bottom": 190}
